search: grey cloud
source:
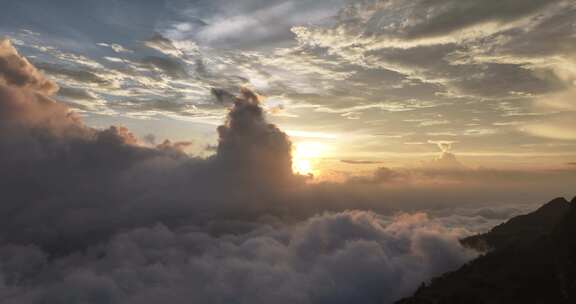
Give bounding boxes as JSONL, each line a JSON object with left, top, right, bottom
{"left": 57, "top": 87, "right": 98, "bottom": 101}
{"left": 290, "top": 0, "right": 575, "bottom": 147}
{"left": 113, "top": 96, "right": 192, "bottom": 113}
{"left": 339, "top": 0, "right": 559, "bottom": 40}
{"left": 159, "top": 0, "right": 345, "bottom": 49}
{"left": 475, "top": 3, "right": 576, "bottom": 60}
{"left": 352, "top": 159, "right": 576, "bottom": 188}
{"left": 97, "top": 42, "right": 132, "bottom": 54}
{"left": 211, "top": 87, "right": 237, "bottom": 104}
{"left": 36, "top": 62, "right": 111, "bottom": 86}
{"left": 0, "top": 211, "right": 475, "bottom": 304}
{"left": 140, "top": 56, "right": 188, "bottom": 78}
{"left": 341, "top": 159, "right": 383, "bottom": 165}
{"left": 215, "top": 88, "right": 297, "bottom": 187}
{"left": 401, "top": 0, "right": 559, "bottom": 39}
{"left": 143, "top": 33, "right": 187, "bottom": 57}
{"left": 364, "top": 44, "right": 556, "bottom": 98}
{"left": 372, "top": 167, "right": 408, "bottom": 183}
{"left": 296, "top": 0, "right": 573, "bottom": 93}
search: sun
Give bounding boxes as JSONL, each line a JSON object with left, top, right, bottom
{"left": 292, "top": 142, "right": 325, "bottom": 176}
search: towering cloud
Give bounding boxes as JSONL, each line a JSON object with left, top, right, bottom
{"left": 216, "top": 88, "right": 295, "bottom": 187}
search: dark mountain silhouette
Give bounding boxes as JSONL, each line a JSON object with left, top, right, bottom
{"left": 461, "top": 197, "right": 571, "bottom": 251}
{"left": 397, "top": 196, "right": 576, "bottom": 304}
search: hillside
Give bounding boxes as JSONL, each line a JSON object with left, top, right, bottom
{"left": 397, "top": 196, "right": 576, "bottom": 304}
{"left": 461, "top": 197, "right": 571, "bottom": 251}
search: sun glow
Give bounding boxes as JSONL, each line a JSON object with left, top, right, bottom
{"left": 292, "top": 142, "right": 325, "bottom": 176}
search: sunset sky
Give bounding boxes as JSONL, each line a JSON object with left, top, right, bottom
{"left": 2, "top": 0, "right": 575, "bottom": 179}
{"left": 1, "top": 1, "right": 576, "bottom": 303}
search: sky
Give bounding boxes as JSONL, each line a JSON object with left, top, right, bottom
{"left": 0, "top": 1, "right": 575, "bottom": 303}
{"left": 1, "top": 0, "right": 576, "bottom": 176}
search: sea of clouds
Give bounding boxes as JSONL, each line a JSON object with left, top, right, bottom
{"left": 0, "top": 38, "right": 548, "bottom": 303}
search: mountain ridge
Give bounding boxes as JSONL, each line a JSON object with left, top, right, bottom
{"left": 397, "top": 196, "right": 576, "bottom": 304}
{"left": 461, "top": 197, "right": 571, "bottom": 251}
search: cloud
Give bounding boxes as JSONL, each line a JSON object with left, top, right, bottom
{"left": 293, "top": 1, "right": 573, "bottom": 98}
{"left": 422, "top": 141, "right": 465, "bottom": 170}
{"left": 215, "top": 88, "right": 298, "bottom": 186}
{"left": 97, "top": 43, "right": 133, "bottom": 54}
{"left": 298, "top": 0, "right": 561, "bottom": 46}
{"left": 520, "top": 88, "right": 576, "bottom": 140}
{"left": 0, "top": 211, "right": 475, "bottom": 304}
{"left": 158, "top": 0, "right": 345, "bottom": 49}
{"left": 36, "top": 62, "right": 112, "bottom": 86}
{"left": 144, "top": 33, "right": 183, "bottom": 56}
{"left": 287, "top": 0, "right": 576, "bottom": 153}
{"left": 341, "top": 159, "right": 383, "bottom": 165}
{"left": 0, "top": 39, "right": 58, "bottom": 94}
{"left": 382, "top": 0, "right": 558, "bottom": 40}
{"left": 0, "top": 40, "right": 299, "bottom": 251}
{"left": 522, "top": 113, "right": 576, "bottom": 140}
{"left": 360, "top": 164, "right": 576, "bottom": 190}
{"left": 211, "top": 87, "right": 237, "bottom": 104}
{"left": 343, "top": 146, "right": 575, "bottom": 205}
{"left": 57, "top": 86, "right": 99, "bottom": 101}
{"left": 535, "top": 88, "right": 576, "bottom": 112}
{"left": 140, "top": 56, "right": 189, "bottom": 79}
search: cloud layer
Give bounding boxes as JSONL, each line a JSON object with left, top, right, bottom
{"left": 0, "top": 211, "right": 476, "bottom": 304}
